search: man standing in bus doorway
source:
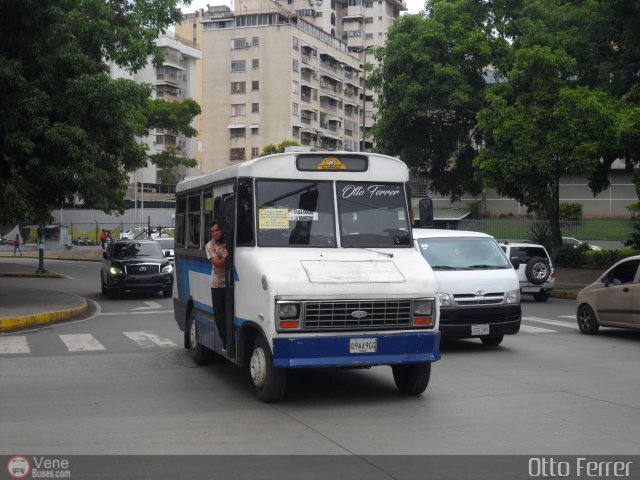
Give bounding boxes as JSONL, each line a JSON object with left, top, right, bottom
{"left": 206, "top": 220, "right": 229, "bottom": 349}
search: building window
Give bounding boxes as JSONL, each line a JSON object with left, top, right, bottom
{"left": 293, "top": 58, "right": 299, "bottom": 72}
{"left": 230, "top": 148, "right": 245, "bottom": 161}
{"left": 251, "top": 147, "right": 260, "bottom": 158}
{"left": 252, "top": 58, "right": 260, "bottom": 69}
{"left": 252, "top": 36, "right": 260, "bottom": 46}
{"left": 316, "top": 11, "right": 323, "bottom": 17}
{"left": 252, "top": 102, "right": 260, "bottom": 113}
{"left": 252, "top": 80, "right": 260, "bottom": 91}
{"left": 363, "top": 1, "right": 373, "bottom": 6}
{"left": 293, "top": 103, "right": 299, "bottom": 116}
{"left": 365, "top": 17, "right": 373, "bottom": 23}
{"left": 366, "top": 33, "right": 374, "bottom": 39}
{"left": 231, "top": 38, "right": 247, "bottom": 49}
{"left": 252, "top": 127, "right": 259, "bottom": 135}
{"left": 348, "top": 0, "right": 361, "bottom": 6}
{"left": 231, "top": 104, "right": 246, "bottom": 116}
{"left": 231, "top": 60, "right": 246, "bottom": 72}
{"left": 292, "top": 80, "right": 298, "bottom": 94}
{"left": 292, "top": 36, "right": 299, "bottom": 50}
{"left": 230, "top": 128, "right": 246, "bottom": 139}
{"left": 231, "top": 82, "right": 246, "bottom": 94}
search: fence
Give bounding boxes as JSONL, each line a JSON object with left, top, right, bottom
{"left": 23, "top": 222, "right": 175, "bottom": 245}
{"left": 458, "top": 218, "right": 636, "bottom": 242}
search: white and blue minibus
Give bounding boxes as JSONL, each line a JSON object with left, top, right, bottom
{"left": 173, "top": 151, "right": 441, "bottom": 402}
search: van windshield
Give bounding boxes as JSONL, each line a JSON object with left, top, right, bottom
{"left": 417, "top": 237, "right": 510, "bottom": 270}
{"left": 337, "top": 182, "right": 411, "bottom": 247}
{"left": 256, "top": 180, "right": 336, "bottom": 247}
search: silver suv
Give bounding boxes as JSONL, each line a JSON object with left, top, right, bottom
{"left": 499, "top": 242, "right": 555, "bottom": 302}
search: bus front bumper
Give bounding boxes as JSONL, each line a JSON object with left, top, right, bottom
{"left": 272, "top": 331, "right": 441, "bottom": 368}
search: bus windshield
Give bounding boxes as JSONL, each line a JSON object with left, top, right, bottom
{"left": 337, "top": 182, "right": 411, "bottom": 247}
{"left": 256, "top": 180, "right": 337, "bottom": 247}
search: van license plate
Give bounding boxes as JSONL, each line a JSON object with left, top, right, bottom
{"left": 349, "top": 338, "right": 377, "bottom": 353}
{"left": 472, "top": 325, "right": 490, "bottom": 336}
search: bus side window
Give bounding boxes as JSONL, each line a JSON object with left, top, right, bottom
{"left": 222, "top": 194, "right": 234, "bottom": 234}
{"left": 214, "top": 196, "right": 223, "bottom": 222}
{"left": 204, "top": 192, "right": 213, "bottom": 233}
{"left": 188, "top": 195, "right": 201, "bottom": 248}
{"left": 237, "top": 178, "right": 255, "bottom": 246}
{"left": 176, "top": 197, "right": 187, "bottom": 247}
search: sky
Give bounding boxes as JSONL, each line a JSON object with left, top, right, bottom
{"left": 180, "top": 0, "right": 425, "bottom": 15}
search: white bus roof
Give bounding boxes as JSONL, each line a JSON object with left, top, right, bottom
{"left": 176, "top": 152, "right": 409, "bottom": 194}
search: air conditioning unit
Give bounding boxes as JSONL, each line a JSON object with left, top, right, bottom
{"left": 245, "top": 41, "right": 251, "bottom": 47}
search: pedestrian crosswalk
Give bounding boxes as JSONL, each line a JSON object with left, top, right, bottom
{"left": 0, "top": 317, "right": 577, "bottom": 356}
{"left": 0, "top": 331, "right": 178, "bottom": 355}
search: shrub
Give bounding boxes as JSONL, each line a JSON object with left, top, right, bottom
{"left": 526, "top": 222, "right": 553, "bottom": 251}
{"left": 588, "top": 249, "right": 622, "bottom": 265}
{"left": 559, "top": 203, "right": 583, "bottom": 221}
{"left": 553, "top": 243, "right": 589, "bottom": 267}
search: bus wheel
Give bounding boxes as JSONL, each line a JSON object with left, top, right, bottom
{"left": 391, "top": 363, "right": 431, "bottom": 395}
{"left": 249, "top": 336, "right": 286, "bottom": 403}
{"left": 188, "top": 309, "right": 212, "bottom": 366}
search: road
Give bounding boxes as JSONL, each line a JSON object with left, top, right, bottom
{"left": 1, "top": 259, "right": 639, "bottom": 461}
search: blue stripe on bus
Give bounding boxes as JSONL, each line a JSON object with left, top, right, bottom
{"left": 272, "top": 331, "right": 441, "bottom": 368}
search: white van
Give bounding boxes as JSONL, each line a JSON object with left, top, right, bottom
{"left": 413, "top": 229, "right": 521, "bottom": 346}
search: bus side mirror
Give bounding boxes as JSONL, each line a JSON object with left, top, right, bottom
{"left": 418, "top": 197, "right": 434, "bottom": 228}
{"left": 510, "top": 258, "right": 520, "bottom": 269}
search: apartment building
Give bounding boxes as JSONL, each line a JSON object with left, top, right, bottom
{"left": 176, "top": 0, "right": 405, "bottom": 173}
{"left": 111, "top": 33, "right": 201, "bottom": 203}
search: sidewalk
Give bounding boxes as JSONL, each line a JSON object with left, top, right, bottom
{"left": 0, "top": 247, "right": 100, "bottom": 332}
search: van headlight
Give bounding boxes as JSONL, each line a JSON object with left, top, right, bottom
{"left": 505, "top": 289, "right": 520, "bottom": 304}
{"left": 438, "top": 293, "right": 455, "bottom": 307}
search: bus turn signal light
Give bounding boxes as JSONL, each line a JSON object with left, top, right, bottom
{"left": 279, "top": 320, "right": 300, "bottom": 329}
{"left": 414, "top": 317, "right": 433, "bottom": 326}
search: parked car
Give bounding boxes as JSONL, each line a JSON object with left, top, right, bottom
{"left": 562, "top": 236, "right": 602, "bottom": 251}
{"left": 73, "top": 237, "right": 95, "bottom": 246}
{"left": 499, "top": 242, "right": 555, "bottom": 302}
{"left": 155, "top": 237, "right": 174, "bottom": 263}
{"left": 100, "top": 239, "right": 174, "bottom": 299}
{"left": 414, "top": 229, "right": 521, "bottom": 346}
{"left": 576, "top": 255, "right": 640, "bottom": 335}
{"left": 0, "top": 236, "right": 8, "bottom": 245}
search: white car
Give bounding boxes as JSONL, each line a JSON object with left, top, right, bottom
{"left": 562, "top": 236, "right": 602, "bottom": 251}
{"left": 155, "top": 237, "right": 174, "bottom": 263}
{"left": 499, "top": 242, "right": 555, "bottom": 302}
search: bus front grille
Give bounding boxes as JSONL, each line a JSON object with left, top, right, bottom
{"left": 303, "top": 300, "right": 412, "bottom": 329}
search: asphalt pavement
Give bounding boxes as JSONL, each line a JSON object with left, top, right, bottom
{"left": 0, "top": 245, "right": 602, "bottom": 332}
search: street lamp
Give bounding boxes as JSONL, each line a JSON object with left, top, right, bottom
{"left": 351, "top": 46, "right": 374, "bottom": 152}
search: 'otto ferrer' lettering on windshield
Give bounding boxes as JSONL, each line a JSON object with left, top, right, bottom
{"left": 341, "top": 184, "right": 401, "bottom": 199}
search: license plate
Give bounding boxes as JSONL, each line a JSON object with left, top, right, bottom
{"left": 471, "top": 324, "right": 490, "bottom": 336}
{"left": 349, "top": 338, "right": 377, "bottom": 353}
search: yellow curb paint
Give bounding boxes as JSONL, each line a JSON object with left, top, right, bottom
{"left": 0, "top": 297, "right": 88, "bottom": 332}
{"left": 551, "top": 290, "right": 578, "bottom": 300}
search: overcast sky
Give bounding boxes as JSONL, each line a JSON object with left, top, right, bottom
{"left": 180, "top": 0, "right": 425, "bottom": 16}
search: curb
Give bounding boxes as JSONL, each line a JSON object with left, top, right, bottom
{"left": 551, "top": 290, "right": 579, "bottom": 300}
{"left": 0, "top": 272, "right": 64, "bottom": 279}
{"left": 0, "top": 296, "right": 88, "bottom": 332}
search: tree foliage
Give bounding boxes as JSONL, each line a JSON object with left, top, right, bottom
{"left": 0, "top": 0, "right": 188, "bottom": 224}
{"left": 371, "top": 0, "right": 640, "bottom": 246}
{"left": 260, "top": 140, "right": 300, "bottom": 157}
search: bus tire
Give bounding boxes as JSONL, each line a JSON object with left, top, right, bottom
{"left": 391, "top": 362, "right": 431, "bottom": 395}
{"left": 188, "top": 309, "right": 213, "bottom": 366}
{"left": 250, "top": 335, "right": 286, "bottom": 403}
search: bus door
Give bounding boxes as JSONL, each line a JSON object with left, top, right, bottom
{"left": 222, "top": 193, "right": 236, "bottom": 358}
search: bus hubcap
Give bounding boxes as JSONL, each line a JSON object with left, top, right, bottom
{"left": 250, "top": 348, "right": 266, "bottom": 387}
{"left": 189, "top": 317, "right": 197, "bottom": 349}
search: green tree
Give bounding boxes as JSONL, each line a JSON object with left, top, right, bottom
{"left": 0, "top": 0, "right": 187, "bottom": 224}
{"left": 143, "top": 98, "right": 201, "bottom": 183}
{"left": 260, "top": 140, "right": 300, "bottom": 157}
{"left": 368, "top": 1, "right": 495, "bottom": 200}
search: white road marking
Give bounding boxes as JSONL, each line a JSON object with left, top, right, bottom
{"left": 520, "top": 325, "right": 556, "bottom": 333}
{"left": 132, "top": 301, "right": 163, "bottom": 311}
{"left": 560, "top": 315, "right": 576, "bottom": 319}
{"left": 0, "top": 336, "right": 30, "bottom": 354}
{"left": 99, "top": 310, "right": 173, "bottom": 316}
{"left": 523, "top": 316, "right": 577, "bottom": 329}
{"left": 59, "top": 334, "right": 105, "bottom": 352}
{"left": 123, "top": 331, "right": 177, "bottom": 348}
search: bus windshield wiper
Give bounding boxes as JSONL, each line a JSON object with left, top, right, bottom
{"left": 467, "top": 264, "right": 506, "bottom": 269}
{"left": 431, "top": 265, "right": 457, "bottom": 270}
{"left": 360, "top": 248, "right": 393, "bottom": 258}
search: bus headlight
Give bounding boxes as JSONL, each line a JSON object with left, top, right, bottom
{"left": 505, "top": 289, "right": 520, "bottom": 304}
{"left": 412, "top": 300, "right": 434, "bottom": 327}
{"left": 277, "top": 302, "right": 301, "bottom": 330}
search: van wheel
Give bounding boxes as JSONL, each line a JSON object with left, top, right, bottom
{"left": 188, "top": 309, "right": 213, "bottom": 365}
{"left": 525, "top": 257, "right": 550, "bottom": 285}
{"left": 480, "top": 334, "right": 504, "bottom": 346}
{"left": 577, "top": 304, "right": 599, "bottom": 335}
{"left": 249, "top": 336, "right": 286, "bottom": 403}
{"left": 391, "top": 363, "right": 431, "bottom": 395}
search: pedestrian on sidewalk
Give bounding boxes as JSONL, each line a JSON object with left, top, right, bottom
{"left": 13, "top": 233, "right": 22, "bottom": 256}
{"left": 100, "top": 229, "right": 108, "bottom": 249}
